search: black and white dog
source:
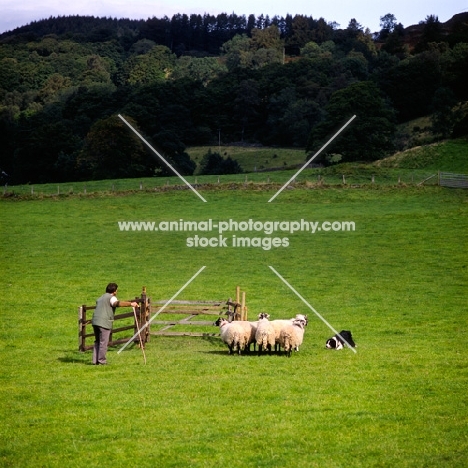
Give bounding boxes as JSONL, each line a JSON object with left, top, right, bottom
{"left": 326, "top": 330, "right": 356, "bottom": 350}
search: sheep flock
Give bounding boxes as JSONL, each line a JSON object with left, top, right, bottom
{"left": 214, "top": 313, "right": 308, "bottom": 357}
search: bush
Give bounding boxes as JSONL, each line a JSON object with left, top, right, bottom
{"left": 198, "top": 149, "right": 243, "bottom": 175}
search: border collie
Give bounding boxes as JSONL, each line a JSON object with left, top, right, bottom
{"left": 326, "top": 330, "right": 356, "bottom": 350}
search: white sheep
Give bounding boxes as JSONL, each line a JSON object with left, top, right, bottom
{"left": 279, "top": 318, "right": 306, "bottom": 357}
{"left": 234, "top": 320, "right": 258, "bottom": 353}
{"left": 271, "top": 314, "right": 308, "bottom": 352}
{"left": 255, "top": 313, "right": 276, "bottom": 355}
{"left": 214, "top": 317, "right": 248, "bottom": 354}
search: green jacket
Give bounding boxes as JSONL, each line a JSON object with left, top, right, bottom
{"left": 92, "top": 293, "right": 116, "bottom": 329}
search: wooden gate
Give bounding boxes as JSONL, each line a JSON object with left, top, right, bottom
{"left": 149, "top": 286, "right": 248, "bottom": 337}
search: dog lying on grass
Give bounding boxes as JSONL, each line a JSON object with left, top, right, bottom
{"left": 326, "top": 330, "right": 356, "bottom": 350}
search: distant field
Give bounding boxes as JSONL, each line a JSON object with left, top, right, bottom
{"left": 1, "top": 184, "right": 467, "bottom": 467}
{"left": 4, "top": 138, "right": 467, "bottom": 198}
{"left": 186, "top": 145, "right": 307, "bottom": 173}
{"left": 187, "top": 138, "right": 468, "bottom": 174}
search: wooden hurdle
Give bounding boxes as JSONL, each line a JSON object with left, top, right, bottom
{"left": 78, "top": 286, "right": 248, "bottom": 346}
{"left": 149, "top": 286, "right": 248, "bottom": 337}
{"left": 78, "top": 287, "right": 150, "bottom": 352}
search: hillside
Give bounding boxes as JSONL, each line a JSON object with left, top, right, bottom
{"left": 0, "top": 13, "right": 467, "bottom": 186}
{"left": 373, "top": 139, "right": 468, "bottom": 172}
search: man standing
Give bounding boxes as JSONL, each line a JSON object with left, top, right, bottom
{"left": 92, "top": 283, "right": 139, "bottom": 365}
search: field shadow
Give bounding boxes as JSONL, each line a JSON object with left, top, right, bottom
{"left": 58, "top": 352, "right": 92, "bottom": 365}
{"left": 200, "top": 349, "right": 289, "bottom": 358}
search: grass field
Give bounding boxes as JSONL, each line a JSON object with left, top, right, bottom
{"left": 5, "top": 138, "right": 467, "bottom": 198}
{"left": 186, "top": 145, "right": 307, "bottom": 173}
{"left": 1, "top": 179, "right": 467, "bottom": 466}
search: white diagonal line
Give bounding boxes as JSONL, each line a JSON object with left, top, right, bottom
{"left": 117, "top": 266, "right": 206, "bottom": 354}
{"left": 118, "top": 114, "right": 207, "bottom": 203}
{"left": 268, "top": 266, "right": 357, "bottom": 353}
{"left": 268, "top": 115, "right": 356, "bottom": 202}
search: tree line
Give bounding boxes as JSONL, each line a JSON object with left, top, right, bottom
{"left": 0, "top": 12, "right": 467, "bottom": 184}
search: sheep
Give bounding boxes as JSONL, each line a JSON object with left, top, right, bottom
{"left": 255, "top": 313, "right": 276, "bottom": 355}
{"left": 214, "top": 317, "right": 248, "bottom": 355}
{"left": 233, "top": 320, "right": 258, "bottom": 353}
{"left": 278, "top": 318, "right": 306, "bottom": 357}
{"left": 271, "top": 314, "right": 308, "bottom": 352}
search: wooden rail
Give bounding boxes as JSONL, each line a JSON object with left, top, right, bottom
{"left": 149, "top": 286, "right": 247, "bottom": 337}
{"left": 78, "top": 286, "right": 248, "bottom": 346}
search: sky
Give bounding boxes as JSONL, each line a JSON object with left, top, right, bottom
{"left": 0, "top": 0, "right": 467, "bottom": 35}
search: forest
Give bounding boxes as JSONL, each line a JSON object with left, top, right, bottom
{"left": 0, "top": 11, "right": 467, "bottom": 184}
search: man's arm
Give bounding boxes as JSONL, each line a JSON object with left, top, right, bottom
{"left": 116, "top": 300, "right": 139, "bottom": 308}
{"left": 111, "top": 296, "right": 139, "bottom": 308}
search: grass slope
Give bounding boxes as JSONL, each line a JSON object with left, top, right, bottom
{"left": 186, "top": 146, "right": 307, "bottom": 173}
{"left": 0, "top": 185, "right": 467, "bottom": 467}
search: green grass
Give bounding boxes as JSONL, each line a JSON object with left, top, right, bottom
{"left": 5, "top": 138, "right": 466, "bottom": 198}
{"left": 1, "top": 185, "right": 467, "bottom": 467}
{"left": 375, "top": 139, "right": 468, "bottom": 172}
{"left": 186, "top": 145, "right": 307, "bottom": 173}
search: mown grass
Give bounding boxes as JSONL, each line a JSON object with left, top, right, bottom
{"left": 0, "top": 185, "right": 467, "bottom": 467}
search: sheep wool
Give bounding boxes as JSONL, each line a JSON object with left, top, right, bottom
{"left": 271, "top": 314, "right": 308, "bottom": 351}
{"left": 255, "top": 314, "right": 276, "bottom": 355}
{"left": 279, "top": 319, "right": 306, "bottom": 357}
{"left": 234, "top": 320, "right": 258, "bottom": 352}
{"left": 215, "top": 318, "right": 247, "bottom": 355}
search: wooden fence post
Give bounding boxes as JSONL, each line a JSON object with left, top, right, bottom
{"left": 241, "top": 291, "right": 246, "bottom": 320}
{"left": 78, "top": 305, "right": 87, "bottom": 352}
{"left": 140, "top": 286, "right": 148, "bottom": 343}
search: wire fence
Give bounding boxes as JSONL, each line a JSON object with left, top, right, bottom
{"left": 2, "top": 168, "right": 442, "bottom": 198}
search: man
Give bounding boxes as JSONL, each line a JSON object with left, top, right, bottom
{"left": 92, "top": 283, "right": 139, "bottom": 365}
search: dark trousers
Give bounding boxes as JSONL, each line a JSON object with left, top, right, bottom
{"left": 93, "top": 325, "right": 111, "bottom": 365}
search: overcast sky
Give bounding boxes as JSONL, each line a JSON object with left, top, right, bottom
{"left": 1, "top": 0, "right": 466, "bottom": 35}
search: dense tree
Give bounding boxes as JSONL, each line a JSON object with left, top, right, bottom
{"left": 77, "top": 115, "right": 155, "bottom": 179}
{"left": 431, "top": 87, "right": 458, "bottom": 138}
{"left": 233, "top": 79, "right": 261, "bottom": 141}
{"left": 379, "top": 13, "right": 398, "bottom": 38}
{"left": 123, "top": 45, "right": 176, "bottom": 85}
{"left": 307, "top": 81, "right": 396, "bottom": 162}
{"left": 12, "top": 119, "right": 82, "bottom": 183}
{"left": 0, "top": 12, "right": 467, "bottom": 183}
{"left": 415, "top": 15, "right": 443, "bottom": 53}
{"left": 172, "top": 56, "right": 227, "bottom": 85}
{"left": 378, "top": 50, "right": 443, "bottom": 121}
{"left": 198, "top": 149, "right": 243, "bottom": 175}
{"left": 150, "top": 129, "right": 196, "bottom": 176}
